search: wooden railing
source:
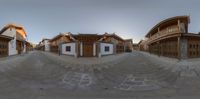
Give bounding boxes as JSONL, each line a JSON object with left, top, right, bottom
{"left": 148, "top": 26, "right": 179, "bottom": 43}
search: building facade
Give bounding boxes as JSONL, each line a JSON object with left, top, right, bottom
{"left": 0, "top": 35, "right": 13, "bottom": 57}
{"left": 47, "top": 33, "right": 128, "bottom": 57}
{"left": 132, "top": 43, "right": 139, "bottom": 51}
{"left": 49, "top": 33, "right": 73, "bottom": 54}
{"left": 0, "top": 24, "right": 29, "bottom": 56}
{"left": 138, "top": 39, "right": 148, "bottom": 51}
{"left": 124, "top": 39, "right": 134, "bottom": 52}
{"left": 26, "top": 41, "right": 34, "bottom": 52}
{"left": 36, "top": 38, "right": 50, "bottom": 51}
{"left": 145, "top": 16, "right": 200, "bottom": 59}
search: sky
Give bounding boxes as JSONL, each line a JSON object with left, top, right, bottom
{"left": 0, "top": 0, "right": 200, "bottom": 44}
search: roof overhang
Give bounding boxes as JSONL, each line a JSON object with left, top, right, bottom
{"left": 145, "top": 16, "right": 190, "bottom": 38}
{"left": 49, "top": 32, "right": 76, "bottom": 42}
{"left": 0, "top": 24, "right": 27, "bottom": 38}
{"left": 181, "top": 33, "right": 200, "bottom": 38}
{"left": 0, "top": 35, "right": 14, "bottom": 40}
{"left": 100, "top": 33, "right": 125, "bottom": 42}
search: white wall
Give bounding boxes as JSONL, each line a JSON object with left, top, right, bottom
{"left": 2, "top": 28, "right": 18, "bottom": 55}
{"left": 1, "top": 28, "right": 15, "bottom": 37}
{"left": 8, "top": 39, "right": 18, "bottom": 55}
{"left": 100, "top": 43, "right": 113, "bottom": 55}
{"left": 61, "top": 43, "right": 76, "bottom": 56}
{"left": 45, "top": 44, "right": 50, "bottom": 51}
{"left": 44, "top": 40, "right": 50, "bottom": 51}
{"left": 23, "top": 43, "right": 26, "bottom": 53}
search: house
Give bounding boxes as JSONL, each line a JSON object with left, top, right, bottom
{"left": 49, "top": 33, "right": 74, "bottom": 53}
{"left": 124, "top": 39, "right": 133, "bottom": 52}
{"left": 26, "top": 41, "right": 34, "bottom": 52}
{"left": 0, "top": 34, "right": 13, "bottom": 57}
{"left": 0, "top": 24, "right": 28, "bottom": 55}
{"left": 48, "top": 32, "right": 128, "bottom": 57}
{"left": 138, "top": 39, "right": 148, "bottom": 51}
{"left": 98, "top": 33, "right": 125, "bottom": 55}
{"left": 132, "top": 43, "right": 139, "bottom": 51}
{"left": 42, "top": 38, "right": 50, "bottom": 51}
{"left": 35, "top": 41, "right": 43, "bottom": 50}
{"left": 36, "top": 38, "right": 50, "bottom": 51}
{"left": 145, "top": 15, "right": 200, "bottom": 59}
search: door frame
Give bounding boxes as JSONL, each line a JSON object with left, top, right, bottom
{"left": 82, "top": 42, "right": 94, "bottom": 57}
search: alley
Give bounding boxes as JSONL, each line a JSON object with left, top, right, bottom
{"left": 0, "top": 51, "right": 200, "bottom": 99}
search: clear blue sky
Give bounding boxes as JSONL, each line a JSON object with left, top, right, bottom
{"left": 0, "top": 0, "right": 199, "bottom": 44}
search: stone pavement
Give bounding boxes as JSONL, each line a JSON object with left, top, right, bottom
{"left": 43, "top": 51, "right": 129, "bottom": 65}
{"left": 0, "top": 51, "right": 200, "bottom": 99}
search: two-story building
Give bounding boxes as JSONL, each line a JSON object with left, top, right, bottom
{"left": 48, "top": 32, "right": 128, "bottom": 57}
{"left": 0, "top": 24, "right": 28, "bottom": 56}
{"left": 49, "top": 33, "right": 73, "bottom": 54}
{"left": 146, "top": 16, "right": 200, "bottom": 59}
{"left": 26, "top": 41, "right": 34, "bottom": 52}
{"left": 42, "top": 39, "right": 50, "bottom": 51}
{"left": 138, "top": 39, "right": 148, "bottom": 51}
{"left": 124, "top": 39, "right": 134, "bottom": 52}
{"left": 36, "top": 38, "right": 50, "bottom": 51}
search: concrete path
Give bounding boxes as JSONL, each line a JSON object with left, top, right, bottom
{"left": 0, "top": 51, "right": 199, "bottom": 99}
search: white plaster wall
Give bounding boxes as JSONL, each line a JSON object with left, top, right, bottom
{"left": 100, "top": 43, "right": 113, "bottom": 55}
{"left": 45, "top": 44, "right": 50, "bottom": 51}
{"left": 2, "top": 28, "right": 18, "bottom": 55}
{"left": 61, "top": 43, "right": 76, "bottom": 56}
{"left": 1, "top": 28, "right": 15, "bottom": 37}
{"left": 8, "top": 39, "right": 18, "bottom": 55}
{"left": 44, "top": 40, "right": 50, "bottom": 51}
{"left": 23, "top": 43, "right": 26, "bottom": 53}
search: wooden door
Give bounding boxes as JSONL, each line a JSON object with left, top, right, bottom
{"left": 83, "top": 42, "right": 93, "bottom": 57}
{"left": 0, "top": 40, "right": 9, "bottom": 57}
{"left": 17, "top": 41, "right": 22, "bottom": 54}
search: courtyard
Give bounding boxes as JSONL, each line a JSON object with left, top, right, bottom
{"left": 0, "top": 51, "right": 200, "bottom": 99}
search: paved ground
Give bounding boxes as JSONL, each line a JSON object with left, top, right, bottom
{"left": 0, "top": 51, "right": 200, "bottom": 99}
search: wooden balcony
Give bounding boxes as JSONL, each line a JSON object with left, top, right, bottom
{"left": 148, "top": 27, "right": 180, "bottom": 44}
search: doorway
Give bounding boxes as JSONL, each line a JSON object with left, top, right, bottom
{"left": 83, "top": 42, "right": 93, "bottom": 57}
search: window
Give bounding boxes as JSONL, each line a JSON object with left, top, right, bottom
{"left": 105, "top": 46, "right": 109, "bottom": 52}
{"left": 193, "top": 44, "right": 196, "bottom": 49}
{"left": 190, "top": 44, "right": 192, "bottom": 49}
{"left": 66, "top": 46, "right": 71, "bottom": 52}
